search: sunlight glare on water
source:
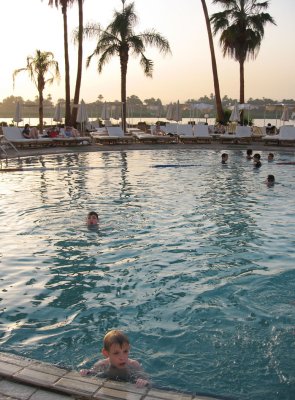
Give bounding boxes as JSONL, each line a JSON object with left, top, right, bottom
{"left": 0, "top": 149, "right": 294, "bottom": 400}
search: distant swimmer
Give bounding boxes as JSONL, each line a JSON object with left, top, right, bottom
{"left": 87, "top": 211, "right": 99, "bottom": 226}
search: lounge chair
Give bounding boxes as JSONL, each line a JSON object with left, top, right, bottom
{"left": 278, "top": 125, "right": 295, "bottom": 145}
{"left": 251, "top": 126, "right": 265, "bottom": 142}
{"left": 52, "top": 128, "right": 91, "bottom": 146}
{"left": 133, "top": 130, "right": 176, "bottom": 144}
{"left": 265, "top": 125, "right": 295, "bottom": 146}
{"left": 235, "top": 126, "right": 252, "bottom": 144}
{"left": 180, "top": 124, "right": 212, "bottom": 144}
{"left": 177, "top": 124, "right": 194, "bottom": 143}
{"left": 2, "top": 127, "right": 53, "bottom": 149}
{"left": 92, "top": 126, "right": 134, "bottom": 145}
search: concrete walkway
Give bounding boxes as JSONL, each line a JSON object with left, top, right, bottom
{"left": 0, "top": 352, "right": 224, "bottom": 400}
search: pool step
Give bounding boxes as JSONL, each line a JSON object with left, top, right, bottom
{"left": 0, "top": 351, "right": 223, "bottom": 400}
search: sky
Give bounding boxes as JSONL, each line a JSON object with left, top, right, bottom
{"left": 1, "top": 0, "right": 294, "bottom": 105}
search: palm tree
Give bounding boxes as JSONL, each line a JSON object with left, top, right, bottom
{"left": 211, "top": 0, "right": 276, "bottom": 107}
{"left": 13, "top": 50, "right": 60, "bottom": 134}
{"left": 71, "top": 0, "right": 84, "bottom": 126}
{"left": 83, "top": 1, "right": 171, "bottom": 132}
{"left": 201, "top": 0, "right": 224, "bottom": 123}
{"left": 47, "top": 0, "right": 75, "bottom": 125}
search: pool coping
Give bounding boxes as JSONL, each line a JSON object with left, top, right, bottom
{"left": 0, "top": 351, "right": 225, "bottom": 400}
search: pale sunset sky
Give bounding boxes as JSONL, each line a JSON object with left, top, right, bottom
{"left": 1, "top": 0, "right": 294, "bottom": 105}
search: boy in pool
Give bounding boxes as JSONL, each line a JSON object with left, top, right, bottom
{"left": 266, "top": 174, "right": 275, "bottom": 186}
{"left": 221, "top": 153, "right": 228, "bottom": 164}
{"left": 246, "top": 149, "right": 253, "bottom": 159}
{"left": 268, "top": 152, "right": 274, "bottom": 162}
{"left": 253, "top": 153, "right": 261, "bottom": 168}
{"left": 80, "top": 330, "right": 149, "bottom": 388}
{"left": 87, "top": 211, "right": 99, "bottom": 226}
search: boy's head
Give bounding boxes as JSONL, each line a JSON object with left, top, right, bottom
{"left": 246, "top": 149, "right": 253, "bottom": 156}
{"left": 268, "top": 153, "right": 274, "bottom": 161}
{"left": 87, "top": 211, "right": 99, "bottom": 225}
{"left": 221, "top": 153, "right": 228, "bottom": 163}
{"left": 266, "top": 174, "right": 275, "bottom": 185}
{"left": 253, "top": 153, "right": 261, "bottom": 161}
{"left": 102, "top": 330, "right": 130, "bottom": 369}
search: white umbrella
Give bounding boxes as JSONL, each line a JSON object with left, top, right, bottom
{"left": 112, "top": 104, "right": 121, "bottom": 120}
{"left": 280, "top": 106, "right": 290, "bottom": 124}
{"left": 101, "top": 102, "right": 110, "bottom": 120}
{"left": 13, "top": 101, "right": 23, "bottom": 126}
{"left": 53, "top": 103, "right": 62, "bottom": 123}
{"left": 76, "top": 99, "right": 88, "bottom": 132}
{"left": 166, "top": 103, "right": 173, "bottom": 121}
{"left": 172, "top": 101, "right": 182, "bottom": 122}
{"left": 229, "top": 102, "right": 240, "bottom": 122}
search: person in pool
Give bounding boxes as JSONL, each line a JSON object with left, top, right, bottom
{"left": 253, "top": 153, "right": 261, "bottom": 168}
{"left": 80, "top": 330, "right": 149, "bottom": 388}
{"left": 266, "top": 174, "right": 275, "bottom": 186}
{"left": 268, "top": 152, "right": 274, "bottom": 162}
{"left": 87, "top": 211, "right": 99, "bottom": 226}
{"left": 221, "top": 153, "right": 228, "bottom": 164}
{"left": 246, "top": 149, "right": 253, "bottom": 159}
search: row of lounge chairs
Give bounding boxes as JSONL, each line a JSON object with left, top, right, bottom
{"left": 1, "top": 127, "right": 91, "bottom": 152}
{"left": 2, "top": 124, "right": 295, "bottom": 154}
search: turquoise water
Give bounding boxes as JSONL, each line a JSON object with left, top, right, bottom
{"left": 0, "top": 149, "right": 294, "bottom": 400}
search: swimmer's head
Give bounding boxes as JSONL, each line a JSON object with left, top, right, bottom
{"left": 266, "top": 174, "right": 275, "bottom": 185}
{"left": 87, "top": 211, "right": 99, "bottom": 225}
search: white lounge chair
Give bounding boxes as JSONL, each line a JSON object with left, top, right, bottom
{"left": 194, "top": 124, "right": 212, "bottom": 143}
{"left": 235, "top": 126, "right": 252, "bottom": 144}
{"left": 92, "top": 126, "right": 134, "bottom": 145}
{"left": 2, "top": 127, "right": 53, "bottom": 149}
{"left": 52, "top": 128, "right": 91, "bottom": 146}
{"left": 262, "top": 125, "right": 295, "bottom": 146}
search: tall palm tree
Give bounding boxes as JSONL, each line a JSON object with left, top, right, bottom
{"left": 47, "top": 0, "right": 75, "bottom": 125}
{"left": 71, "top": 0, "right": 84, "bottom": 127}
{"left": 201, "top": 0, "right": 224, "bottom": 123}
{"left": 13, "top": 50, "right": 60, "bottom": 134}
{"left": 211, "top": 0, "right": 275, "bottom": 106}
{"left": 83, "top": 1, "right": 171, "bottom": 132}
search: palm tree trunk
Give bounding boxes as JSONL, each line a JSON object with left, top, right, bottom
{"left": 239, "top": 60, "right": 245, "bottom": 123}
{"left": 120, "top": 52, "right": 128, "bottom": 133}
{"left": 38, "top": 89, "right": 44, "bottom": 135}
{"left": 62, "top": 6, "right": 71, "bottom": 126}
{"left": 201, "top": 0, "right": 224, "bottom": 123}
{"left": 71, "top": 0, "right": 83, "bottom": 127}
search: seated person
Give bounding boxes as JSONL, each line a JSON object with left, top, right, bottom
{"left": 22, "top": 124, "right": 39, "bottom": 139}
{"left": 64, "top": 126, "right": 80, "bottom": 137}
{"left": 266, "top": 123, "right": 276, "bottom": 135}
{"left": 153, "top": 123, "right": 165, "bottom": 136}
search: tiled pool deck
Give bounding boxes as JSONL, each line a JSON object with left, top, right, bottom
{"left": 0, "top": 352, "right": 225, "bottom": 400}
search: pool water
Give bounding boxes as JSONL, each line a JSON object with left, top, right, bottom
{"left": 0, "top": 149, "right": 294, "bottom": 400}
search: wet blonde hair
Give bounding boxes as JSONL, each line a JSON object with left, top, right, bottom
{"left": 103, "top": 330, "right": 130, "bottom": 351}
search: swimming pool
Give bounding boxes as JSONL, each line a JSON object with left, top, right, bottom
{"left": 0, "top": 149, "right": 294, "bottom": 400}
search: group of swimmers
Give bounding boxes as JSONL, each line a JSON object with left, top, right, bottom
{"left": 221, "top": 149, "right": 275, "bottom": 186}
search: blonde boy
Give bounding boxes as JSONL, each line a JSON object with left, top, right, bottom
{"left": 80, "top": 330, "right": 149, "bottom": 388}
